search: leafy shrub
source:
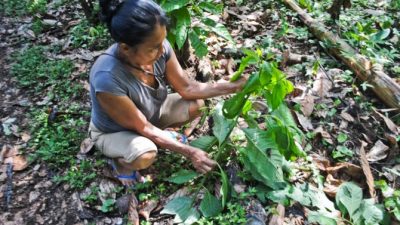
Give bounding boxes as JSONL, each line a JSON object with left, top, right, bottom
{"left": 158, "top": 0, "right": 233, "bottom": 58}
{"left": 69, "top": 19, "right": 112, "bottom": 50}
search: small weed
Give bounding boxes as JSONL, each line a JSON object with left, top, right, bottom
{"left": 10, "top": 45, "right": 85, "bottom": 100}
{"left": 29, "top": 110, "right": 87, "bottom": 168}
{"left": 70, "top": 19, "right": 111, "bottom": 50}
{"left": 82, "top": 186, "right": 100, "bottom": 204}
{"left": 54, "top": 159, "right": 97, "bottom": 189}
{"left": 197, "top": 202, "right": 247, "bottom": 225}
{"left": 0, "top": 0, "right": 29, "bottom": 16}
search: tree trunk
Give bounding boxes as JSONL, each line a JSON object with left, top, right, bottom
{"left": 282, "top": 0, "right": 400, "bottom": 110}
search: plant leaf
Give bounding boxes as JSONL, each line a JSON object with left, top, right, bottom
{"left": 161, "top": 196, "right": 193, "bottom": 223}
{"left": 222, "top": 92, "right": 249, "bottom": 119}
{"left": 198, "top": 2, "right": 223, "bottom": 14}
{"left": 372, "top": 29, "right": 391, "bottom": 42}
{"left": 199, "top": 190, "right": 222, "bottom": 217}
{"left": 239, "top": 143, "right": 286, "bottom": 190}
{"left": 202, "top": 18, "right": 234, "bottom": 43}
{"left": 213, "top": 102, "right": 236, "bottom": 145}
{"left": 335, "top": 182, "right": 363, "bottom": 219}
{"left": 166, "top": 169, "right": 198, "bottom": 184}
{"left": 219, "top": 165, "right": 230, "bottom": 208}
{"left": 189, "top": 30, "right": 208, "bottom": 58}
{"left": 308, "top": 211, "right": 338, "bottom": 225}
{"left": 190, "top": 136, "right": 218, "bottom": 152}
{"left": 174, "top": 8, "right": 191, "bottom": 49}
{"left": 161, "top": 0, "right": 190, "bottom": 12}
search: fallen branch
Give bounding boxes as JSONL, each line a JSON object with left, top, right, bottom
{"left": 282, "top": 0, "right": 400, "bottom": 110}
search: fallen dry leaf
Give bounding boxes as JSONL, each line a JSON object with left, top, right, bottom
{"left": 311, "top": 154, "right": 331, "bottom": 171}
{"left": 80, "top": 138, "right": 95, "bottom": 154}
{"left": 314, "top": 126, "right": 334, "bottom": 145}
{"left": 312, "top": 70, "right": 333, "bottom": 98}
{"left": 326, "top": 162, "right": 363, "bottom": 178}
{"left": 139, "top": 199, "right": 158, "bottom": 221}
{"left": 4, "top": 155, "right": 29, "bottom": 171}
{"left": 300, "top": 94, "right": 315, "bottom": 117}
{"left": 340, "top": 111, "right": 354, "bottom": 122}
{"left": 366, "top": 140, "right": 389, "bottom": 162}
{"left": 323, "top": 174, "right": 345, "bottom": 198}
{"left": 374, "top": 110, "right": 399, "bottom": 135}
{"left": 0, "top": 145, "right": 18, "bottom": 162}
{"left": 295, "top": 112, "right": 314, "bottom": 131}
{"left": 128, "top": 193, "right": 139, "bottom": 225}
{"left": 359, "top": 141, "right": 376, "bottom": 199}
{"left": 268, "top": 204, "right": 285, "bottom": 225}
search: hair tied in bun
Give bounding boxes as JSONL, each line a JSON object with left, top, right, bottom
{"left": 99, "top": 0, "right": 125, "bottom": 25}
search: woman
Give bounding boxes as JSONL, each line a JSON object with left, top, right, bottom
{"left": 89, "top": 0, "right": 246, "bottom": 186}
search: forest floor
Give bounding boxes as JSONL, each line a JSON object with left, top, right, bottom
{"left": 1, "top": 0, "right": 400, "bottom": 225}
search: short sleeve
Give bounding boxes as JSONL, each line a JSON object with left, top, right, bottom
{"left": 92, "top": 71, "right": 126, "bottom": 96}
{"left": 163, "top": 40, "right": 173, "bottom": 62}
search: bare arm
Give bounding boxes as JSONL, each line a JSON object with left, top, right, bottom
{"left": 96, "top": 92, "right": 216, "bottom": 173}
{"left": 165, "top": 50, "right": 246, "bottom": 100}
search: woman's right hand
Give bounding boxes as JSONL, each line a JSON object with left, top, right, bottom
{"left": 188, "top": 147, "right": 217, "bottom": 174}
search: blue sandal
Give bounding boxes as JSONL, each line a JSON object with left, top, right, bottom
{"left": 107, "top": 159, "right": 139, "bottom": 184}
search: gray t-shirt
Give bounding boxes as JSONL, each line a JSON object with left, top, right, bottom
{"left": 90, "top": 40, "right": 172, "bottom": 133}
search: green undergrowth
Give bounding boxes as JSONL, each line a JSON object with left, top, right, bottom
{"left": 10, "top": 42, "right": 96, "bottom": 189}
{"left": 10, "top": 45, "right": 86, "bottom": 101}
{"left": 295, "top": 0, "right": 400, "bottom": 77}
{"left": 70, "top": 19, "right": 112, "bottom": 50}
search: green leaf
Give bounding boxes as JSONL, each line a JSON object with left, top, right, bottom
{"left": 190, "top": 136, "right": 218, "bottom": 152}
{"left": 230, "top": 55, "right": 257, "bottom": 82}
{"left": 200, "top": 190, "right": 222, "bottom": 217}
{"left": 219, "top": 165, "right": 230, "bottom": 208}
{"left": 202, "top": 18, "right": 234, "bottom": 43}
{"left": 174, "top": 8, "right": 191, "bottom": 49}
{"left": 336, "top": 182, "right": 363, "bottom": 219}
{"left": 372, "top": 29, "right": 391, "bottom": 42}
{"left": 259, "top": 62, "right": 273, "bottom": 86}
{"left": 213, "top": 102, "right": 236, "bottom": 145}
{"left": 100, "top": 199, "right": 115, "bottom": 213}
{"left": 161, "top": 196, "right": 193, "bottom": 223}
{"left": 165, "top": 169, "right": 198, "bottom": 184}
{"left": 198, "top": 2, "right": 223, "bottom": 14}
{"left": 308, "top": 211, "right": 338, "bottom": 225}
{"left": 222, "top": 92, "right": 249, "bottom": 119}
{"left": 242, "top": 72, "right": 261, "bottom": 94}
{"left": 183, "top": 208, "right": 201, "bottom": 225}
{"left": 189, "top": 30, "right": 208, "bottom": 58}
{"left": 239, "top": 142, "right": 286, "bottom": 190}
{"left": 161, "top": 0, "right": 190, "bottom": 12}
{"left": 242, "top": 128, "right": 279, "bottom": 151}
{"left": 361, "top": 199, "right": 388, "bottom": 225}
{"left": 337, "top": 133, "right": 348, "bottom": 143}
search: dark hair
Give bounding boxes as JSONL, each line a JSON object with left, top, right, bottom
{"left": 99, "top": 0, "right": 169, "bottom": 47}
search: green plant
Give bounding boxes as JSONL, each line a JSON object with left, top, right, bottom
{"left": 158, "top": 0, "right": 233, "bottom": 58}
{"left": 82, "top": 186, "right": 100, "bottom": 204}
{"left": 27, "top": 0, "right": 47, "bottom": 13}
{"left": 55, "top": 159, "right": 97, "bottom": 189}
{"left": 332, "top": 145, "right": 354, "bottom": 159}
{"left": 70, "top": 19, "right": 111, "bottom": 50}
{"left": 101, "top": 199, "right": 115, "bottom": 213}
{"left": 161, "top": 48, "right": 303, "bottom": 223}
{"left": 336, "top": 182, "right": 389, "bottom": 225}
{"left": 0, "top": 0, "right": 29, "bottom": 16}
{"left": 29, "top": 110, "right": 87, "bottom": 168}
{"left": 10, "top": 46, "right": 85, "bottom": 101}
{"left": 375, "top": 180, "right": 400, "bottom": 221}
{"left": 197, "top": 202, "right": 247, "bottom": 225}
